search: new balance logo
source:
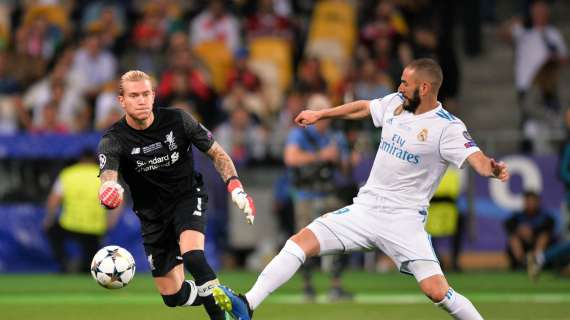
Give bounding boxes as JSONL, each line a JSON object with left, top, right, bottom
{"left": 198, "top": 279, "right": 220, "bottom": 296}
{"left": 436, "top": 110, "right": 456, "bottom": 121}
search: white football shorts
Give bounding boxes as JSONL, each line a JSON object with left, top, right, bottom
{"left": 306, "top": 203, "right": 442, "bottom": 281}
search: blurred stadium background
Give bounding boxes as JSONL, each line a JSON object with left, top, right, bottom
{"left": 1, "top": 0, "right": 570, "bottom": 319}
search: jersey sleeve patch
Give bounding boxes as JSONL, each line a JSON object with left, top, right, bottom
{"left": 440, "top": 122, "right": 480, "bottom": 168}
{"left": 97, "top": 133, "right": 122, "bottom": 174}
{"left": 462, "top": 130, "right": 478, "bottom": 148}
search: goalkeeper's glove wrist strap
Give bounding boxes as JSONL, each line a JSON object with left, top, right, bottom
{"left": 225, "top": 175, "right": 240, "bottom": 186}
{"left": 226, "top": 176, "right": 243, "bottom": 193}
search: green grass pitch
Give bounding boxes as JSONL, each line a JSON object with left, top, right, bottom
{"left": 1, "top": 271, "right": 569, "bottom": 319}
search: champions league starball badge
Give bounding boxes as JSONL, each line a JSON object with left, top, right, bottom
{"left": 99, "top": 154, "right": 107, "bottom": 169}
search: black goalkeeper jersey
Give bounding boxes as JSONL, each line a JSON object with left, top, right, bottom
{"left": 98, "top": 107, "right": 214, "bottom": 219}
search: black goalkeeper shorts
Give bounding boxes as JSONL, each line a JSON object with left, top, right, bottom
{"left": 139, "top": 186, "right": 208, "bottom": 277}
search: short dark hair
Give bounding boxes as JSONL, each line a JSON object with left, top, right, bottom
{"left": 406, "top": 58, "right": 443, "bottom": 92}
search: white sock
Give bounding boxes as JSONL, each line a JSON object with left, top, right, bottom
{"left": 245, "top": 240, "right": 306, "bottom": 310}
{"left": 182, "top": 280, "right": 198, "bottom": 306}
{"left": 436, "top": 288, "right": 483, "bottom": 320}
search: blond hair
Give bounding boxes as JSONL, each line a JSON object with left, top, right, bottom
{"left": 119, "top": 70, "right": 152, "bottom": 95}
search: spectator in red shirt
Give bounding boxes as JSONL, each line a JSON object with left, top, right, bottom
{"left": 245, "top": 0, "right": 293, "bottom": 42}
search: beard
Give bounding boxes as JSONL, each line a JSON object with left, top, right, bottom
{"left": 402, "top": 88, "right": 421, "bottom": 113}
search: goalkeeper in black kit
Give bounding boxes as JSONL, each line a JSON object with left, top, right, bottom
{"left": 97, "top": 70, "right": 255, "bottom": 319}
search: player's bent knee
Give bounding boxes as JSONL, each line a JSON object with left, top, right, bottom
{"left": 419, "top": 277, "right": 449, "bottom": 302}
{"left": 423, "top": 285, "right": 449, "bottom": 302}
{"left": 162, "top": 294, "right": 181, "bottom": 307}
{"left": 407, "top": 260, "right": 447, "bottom": 301}
{"left": 161, "top": 280, "right": 198, "bottom": 307}
{"left": 289, "top": 228, "right": 320, "bottom": 257}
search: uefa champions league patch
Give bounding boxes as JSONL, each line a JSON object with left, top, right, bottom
{"left": 464, "top": 141, "right": 477, "bottom": 148}
{"left": 99, "top": 154, "right": 106, "bottom": 169}
{"left": 463, "top": 130, "right": 477, "bottom": 148}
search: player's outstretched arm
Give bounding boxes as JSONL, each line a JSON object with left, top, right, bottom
{"left": 98, "top": 135, "right": 124, "bottom": 209}
{"left": 207, "top": 141, "right": 256, "bottom": 224}
{"left": 466, "top": 151, "right": 510, "bottom": 182}
{"left": 295, "top": 100, "right": 371, "bottom": 127}
{"left": 206, "top": 141, "right": 239, "bottom": 183}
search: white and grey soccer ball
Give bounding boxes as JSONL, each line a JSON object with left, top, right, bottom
{"left": 91, "top": 245, "right": 136, "bottom": 289}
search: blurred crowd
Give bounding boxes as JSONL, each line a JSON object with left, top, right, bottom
{"left": 499, "top": 0, "right": 568, "bottom": 154}
{"left": 0, "top": 0, "right": 467, "bottom": 166}
{"left": 2, "top": 0, "right": 570, "bottom": 275}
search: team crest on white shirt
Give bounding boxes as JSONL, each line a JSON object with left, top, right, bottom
{"left": 417, "top": 128, "right": 428, "bottom": 142}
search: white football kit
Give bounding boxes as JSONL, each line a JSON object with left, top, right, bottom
{"left": 307, "top": 92, "right": 480, "bottom": 279}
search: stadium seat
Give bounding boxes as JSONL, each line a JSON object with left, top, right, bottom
{"left": 193, "top": 40, "right": 234, "bottom": 93}
{"left": 248, "top": 36, "right": 292, "bottom": 93}
{"left": 23, "top": 5, "right": 69, "bottom": 31}
{"left": 247, "top": 36, "right": 292, "bottom": 109}
{"left": 305, "top": 0, "right": 357, "bottom": 89}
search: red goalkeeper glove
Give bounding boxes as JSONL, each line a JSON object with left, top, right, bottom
{"left": 227, "top": 176, "right": 255, "bottom": 225}
{"left": 99, "top": 181, "right": 124, "bottom": 209}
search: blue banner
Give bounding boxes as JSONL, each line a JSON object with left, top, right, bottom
{"left": 355, "top": 154, "right": 565, "bottom": 251}
{"left": 459, "top": 155, "right": 565, "bottom": 251}
{"left": 0, "top": 204, "right": 149, "bottom": 273}
{"left": 0, "top": 133, "right": 101, "bottom": 158}
{"left": 0, "top": 203, "right": 224, "bottom": 273}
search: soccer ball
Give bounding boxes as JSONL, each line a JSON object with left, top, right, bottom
{"left": 90, "top": 245, "right": 136, "bottom": 289}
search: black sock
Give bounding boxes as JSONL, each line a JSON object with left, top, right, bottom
{"left": 203, "top": 295, "right": 225, "bottom": 320}
{"left": 183, "top": 250, "right": 225, "bottom": 320}
{"left": 161, "top": 280, "right": 202, "bottom": 307}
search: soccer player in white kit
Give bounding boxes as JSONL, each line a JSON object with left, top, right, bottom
{"left": 214, "top": 58, "right": 510, "bottom": 320}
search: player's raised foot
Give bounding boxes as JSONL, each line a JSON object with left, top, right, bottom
{"left": 526, "top": 253, "right": 542, "bottom": 282}
{"left": 213, "top": 285, "right": 253, "bottom": 320}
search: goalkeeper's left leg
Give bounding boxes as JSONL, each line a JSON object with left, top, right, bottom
{"left": 183, "top": 250, "right": 226, "bottom": 320}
